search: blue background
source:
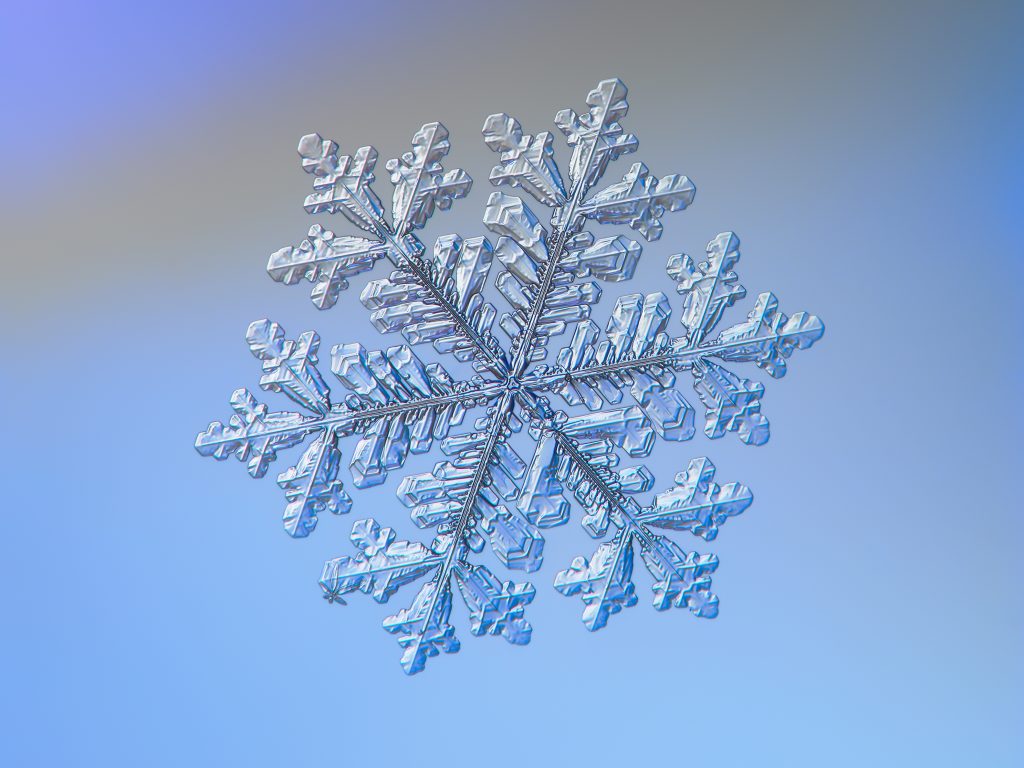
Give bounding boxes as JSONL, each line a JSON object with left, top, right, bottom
{"left": 2, "top": 1, "right": 1021, "bottom": 765}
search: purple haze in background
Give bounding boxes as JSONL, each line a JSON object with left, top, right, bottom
{"left": 1, "top": 1, "right": 1020, "bottom": 765}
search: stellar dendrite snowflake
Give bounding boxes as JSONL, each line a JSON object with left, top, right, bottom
{"left": 196, "top": 79, "right": 824, "bottom": 674}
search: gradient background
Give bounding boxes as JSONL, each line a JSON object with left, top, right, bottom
{"left": 2, "top": 1, "right": 1021, "bottom": 765}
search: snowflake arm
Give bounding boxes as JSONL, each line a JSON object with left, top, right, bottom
{"left": 324, "top": 395, "right": 540, "bottom": 673}
{"left": 547, "top": 432, "right": 729, "bottom": 628}
{"left": 483, "top": 78, "right": 693, "bottom": 374}
{"left": 195, "top": 322, "right": 501, "bottom": 536}
{"left": 269, "top": 126, "right": 508, "bottom": 376}
{"left": 529, "top": 233, "right": 823, "bottom": 446}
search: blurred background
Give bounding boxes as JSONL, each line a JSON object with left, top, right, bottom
{"left": 2, "top": 1, "right": 1021, "bottom": 765}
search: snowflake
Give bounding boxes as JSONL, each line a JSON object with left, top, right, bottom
{"left": 195, "top": 79, "right": 824, "bottom": 674}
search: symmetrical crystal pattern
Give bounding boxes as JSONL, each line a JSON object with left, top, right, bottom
{"left": 196, "top": 79, "right": 824, "bottom": 674}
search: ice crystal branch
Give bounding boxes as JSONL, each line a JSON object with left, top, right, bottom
{"left": 196, "top": 78, "right": 824, "bottom": 673}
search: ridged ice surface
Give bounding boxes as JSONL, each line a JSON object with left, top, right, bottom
{"left": 196, "top": 78, "right": 824, "bottom": 674}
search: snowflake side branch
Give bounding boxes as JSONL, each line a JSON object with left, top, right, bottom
{"left": 386, "top": 122, "right": 472, "bottom": 235}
